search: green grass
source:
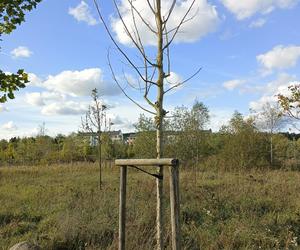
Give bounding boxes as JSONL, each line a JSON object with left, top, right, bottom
{"left": 1, "top": 163, "right": 300, "bottom": 249}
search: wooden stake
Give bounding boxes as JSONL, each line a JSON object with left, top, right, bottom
{"left": 170, "top": 164, "right": 181, "bottom": 250}
{"left": 119, "top": 166, "right": 127, "bottom": 250}
{"left": 156, "top": 165, "right": 163, "bottom": 250}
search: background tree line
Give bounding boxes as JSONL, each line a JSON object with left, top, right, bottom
{"left": 1, "top": 101, "right": 300, "bottom": 170}
{"left": 0, "top": 132, "right": 128, "bottom": 166}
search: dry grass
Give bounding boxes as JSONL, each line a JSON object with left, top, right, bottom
{"left": 1, "top": 163, "right": 300, "bottom": 249}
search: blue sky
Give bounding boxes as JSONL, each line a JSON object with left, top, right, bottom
{"left": 1, "top": 0, "right": 300, "bottom": 139}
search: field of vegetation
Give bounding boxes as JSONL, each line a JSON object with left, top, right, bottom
{"left": 1, "top": 163, "right": 300, "bottom": 249}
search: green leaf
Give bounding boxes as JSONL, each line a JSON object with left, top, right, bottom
{"left": 7, "top": 92, "right": 15, "bottom": 99}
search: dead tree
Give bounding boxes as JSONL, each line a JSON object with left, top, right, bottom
{"left": 81, "top": 88, "right": 109, "bottom": 189}
{"left": 93, "top": 1, "right": 201, "bottom": 248}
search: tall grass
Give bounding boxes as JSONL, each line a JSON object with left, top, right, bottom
{"left": 1, "top": 163, "right": 300, "bottom": 249}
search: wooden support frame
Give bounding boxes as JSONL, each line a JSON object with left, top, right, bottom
{"left": 115, "top": 158, "right": 181, "bottom": 250}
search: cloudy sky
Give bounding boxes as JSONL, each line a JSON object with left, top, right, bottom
{"left": 1, "top": 0, "right": 300, "bottom": 139}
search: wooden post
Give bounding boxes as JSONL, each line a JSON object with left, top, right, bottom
{"left": 156, "top": 165, "right": 163, "bottom": 250}
{"left": 169, "top": 163, "right": 181, "bottom": 250}
{"left": 119, "top": 166, "right": 127, "bottom": 250}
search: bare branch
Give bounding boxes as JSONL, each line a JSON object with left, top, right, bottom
{"left": 128, "top": 0, "right": 157, "bottom": 34}
{"left": 80, "top": 115, "right": 94, "bottom": 133}
{"left": 113, "top": 0, "right": 155, "bottom": 67}
{"left": 127, "top": 0, "right": 157, "bottom": 86}
{"left": 144, "top": 92, "right": 156, "bottom": 110}
{"left": 108, "top": 46, "right": 158, "bottom": 86}
{"left": 107, "top": 52, "right": 156, "bottom": 115}
{"left": 122, "top": 69, "right": 145, "bottom": 91}
{"left": 88, "top": 107, "right": 99, "bottom": 129}
{"left": 164, "top": 24, "right": 171, "bottom": 76}
{"left": 164, "top": 67, "right": 202, "bottom": 94}
{"left": 150, "top": 67, "right": 157, "bottom": 82}
{"left": 143, "top": 78, "right": 156, "bottom": 110}
{"left": 164, "top": 11, "right": 198, "bottom": 35}
{"left": 162, "top": 0, "right": 176, "bottom": 27}
{"left": 93, "top": 0, "right": 152, "bottom": 84}
{"left": 163, "top": 0, "right": 196, "bottom": 50}
{"left": 146, "top": 0, "right": 156, "bottom": 15}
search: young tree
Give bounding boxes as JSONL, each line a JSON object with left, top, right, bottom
{"left": 171, "top": 101, "right": 209, "bottom": 131}
{"left": 38, "top": 122, "right": 46, "bottom": 136}
{"left": 60, "top": 134, "right": 83, "bottom": 163}
{"left": 133, "top": 114, "right": 156, "bottom": 158}
{"left": 93, "top": 1, "right": 202, "bottom": 247}
{"left": 81, "top": 88, "right": 109, "bottom": 189}
{"left": 0, "top": 0, "right": 41, "bottom": 102}
{"left": 220, "top": 111, "right": 269, "bottom": 170}
{"left": 253, "top": 102, "right": 287, "bottom": 166}
{"left": 169, "top": 101, "right": 210, "bottom": 164}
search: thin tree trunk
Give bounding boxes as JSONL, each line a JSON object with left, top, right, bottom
{"left": 294, "top": 136, "right": 296, "bottom": 165}
{"left": 156, "top": 1, "right": 164, "bottom": 249}
{"left": 98, "top": 133, "right": 102, "bottom": 189}
{"left": 156, "top": 114, "right": 164, "bottom": 250}
{"left": 270, "top": 134, "right": 273, "bottom": 167}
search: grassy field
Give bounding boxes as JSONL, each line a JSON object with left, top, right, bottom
{"left": 1, "top": 163, "right": 300, "bottom": 249}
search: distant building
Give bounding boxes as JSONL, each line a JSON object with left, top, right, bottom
{"left": 80, "top": 129, "right": 212, "bottom": 146}
{"left": 80, "top": 130, "right": 123, "bottom": 146}
{"left": 107, "top": 130, "right": 123, "bottom": 142}
{"left": 78, "top": 132, "right": 98, "bottom": 146}
{"left": 90, "top": 135, "right": 97, "bottom": 147}
{"left": 123, "top": 132, "right": 137, "bottom": 145}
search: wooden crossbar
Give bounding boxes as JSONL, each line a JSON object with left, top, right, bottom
{"left": 115, "top": 158, "right": 178, "bottom": 167}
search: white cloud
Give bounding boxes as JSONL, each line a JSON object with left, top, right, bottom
{"left": 250, "top": 95, "right": 278, "bottom": 110}
{"left": 249, "top": 18, "right": 267, "bottom": 28}
{"left": 249, "top": 74, "right": 299, "bottom": 110}
{"left": 210, "top": 108, "right": 234, "bottom": 132}
{"left": 39, "top": 68, "right": 120, "bottom": 97}
{"left": 25, "top": 92, "right": 65, "bottom": 107}
{"left": 240, "top": 73, "right": 296, "bottom": 94}
{"left": 27, "top": 73, "right": 43, "bottom": 86}
{"left": 0, "top": 104, "right": 8, "bottom": 112}
{"left": 109, "top": 100, "right": 147, "bottom": 132}
{"left": 42, "top": 91, "right": 66, "bottom": 102}
{"left": 25, "top": 92, "right": 45, "bottom": 106}
{"left": 221, "top": 0, "right": 298, "bottom": 20}
{"left": 112, "top": 0, "right": 219, "bottom": 46}
{"left": 257, "top": 45, "right": 300, "bottom": 73}
{"left": 41, "top": 101, "right": 88, "bottom": 116}
{"left": 21, "top": 69, "right": 122, "bottom": 120}
{"left": 223, "top": 79, "right": 246, "bottom": 90}
{"left": 165, "top": 72, "right": 183, "bottom": 87}
{"left": 11, "top": 46, "right": 32, "bottom": 58}
{"left": 26, "top": 69, "right": 120, "bottom": 98}
{"left": 262, "top": 73, "right": 296, "bottom": 94}
{"left": 2, "top": 121, "right": 17, "bottom": 131}
{"left": 69, "top": 1, "right": 98, "bottom": 26}
{"left": 108, "top": 114, "right": 126, "bottom": 125}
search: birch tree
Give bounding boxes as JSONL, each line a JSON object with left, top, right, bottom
{"left": 254, "top": 102, "right": 286, "bottom": 166}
